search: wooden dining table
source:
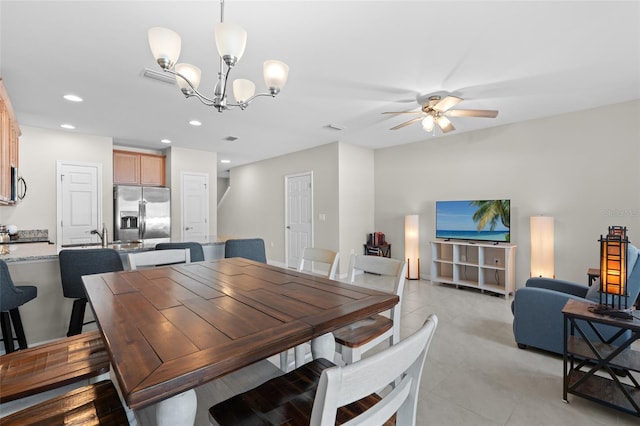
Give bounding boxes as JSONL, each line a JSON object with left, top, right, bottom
{"left": 82, "top": 257, "right": 399, "bottom": 425}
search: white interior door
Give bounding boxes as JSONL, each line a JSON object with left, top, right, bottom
{"left": 181, "top": 172, "right": 209, "bottom": 240}
{"left": 56, "top": 161, "right": 102, "bottom": 246}
{"left": 285, "top": 172, "right": 313, "bottom": 268}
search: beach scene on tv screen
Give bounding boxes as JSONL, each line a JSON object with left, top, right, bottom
{"left": 436, "top": 200, "right": 510, "bottom": 242}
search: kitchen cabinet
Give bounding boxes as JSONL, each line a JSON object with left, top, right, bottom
{"left": 113, "top": 150, "right": 165, "bottom": 186}
{"left": 0, "top": 78, "right": 20, "bottom": 205}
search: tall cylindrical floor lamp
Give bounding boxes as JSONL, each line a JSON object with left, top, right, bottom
{"left": 405, "top": 214, "right": 420, "bottom": 280}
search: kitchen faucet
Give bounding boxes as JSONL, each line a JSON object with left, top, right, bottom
{"left": 91, "top": 224, "right": 109, "bottom": 247}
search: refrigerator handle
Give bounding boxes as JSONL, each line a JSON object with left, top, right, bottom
{"left": 140, "top": 200, "right": 146, "bottom": 239}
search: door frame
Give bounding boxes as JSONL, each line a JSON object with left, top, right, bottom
{"left": 56, "top": 160, "right": 103, "bottom": 246}
{"left": 180, "top": 171, "right": 210, "bottom": 241}
{"left": 284, "top": 171, "right": 313, "bottom": 269}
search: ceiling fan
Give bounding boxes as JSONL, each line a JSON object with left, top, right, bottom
{"left": 383, "top": 95, "right": 498, "bottom": 133}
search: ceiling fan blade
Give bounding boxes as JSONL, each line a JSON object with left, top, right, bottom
{"left": 382, "top": 111, "right": 423, "bottom": 115}
{"left": 433, "top": 96, "right": 463, "bottom": 112}
{"left": 390, "top": 116, "right": 424, "bottom": 130}
{"left": 436, "top": 116, "right": 455, "bottom": 133}
{"left": 445, "top": 109, "right": 499, "bottom": 118}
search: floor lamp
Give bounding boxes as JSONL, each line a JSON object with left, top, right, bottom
{"left": 530, "top": 215, "right": 554, "bottom": 278}
{"left": 405, "top": 215, "right": 420, "bottom": 280}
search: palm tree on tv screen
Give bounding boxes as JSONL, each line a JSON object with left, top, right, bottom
{"left": 470, "top": 200, "right": 510, "bottom": 241}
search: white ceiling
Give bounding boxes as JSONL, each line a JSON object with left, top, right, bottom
{"left": 2, "top": 1, "right": 639, "bottom": 176}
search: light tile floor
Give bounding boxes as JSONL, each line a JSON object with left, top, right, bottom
{"left": 399, "top": 279, "right": 639, "bottom": 426}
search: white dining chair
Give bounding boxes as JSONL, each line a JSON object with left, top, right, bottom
{"left": 209, "top": 314, "right": 439, "bottom": 426}
{"left": 127, "top": 248, "right": 191, "bottom": 271}
{"left": 297, "top": 247, "right": 340, "bottom": 279}
{"left": 280, "top": 247, "right": 340, "bottom": 371}
{"left": 334, "top": 254, "right": 407, "bottom": 364}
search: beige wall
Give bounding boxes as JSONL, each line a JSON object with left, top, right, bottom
{"left": 166, "top": 146, "right": 218, "bottom": 238}
{"left": 0, "top": 126, "right": 113, "bottom": 243}
{"left": 338, "top": 143, "right": 375, "bottom": 273}
{"left": 218, "top": 143, "right": 343, "bottom": 266}
{"left": 374, "top": 100, "right": 640, "bottom": 287}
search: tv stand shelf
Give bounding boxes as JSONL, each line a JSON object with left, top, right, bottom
{"left": 430, "top": 240, "right": 517, "bottom": 297}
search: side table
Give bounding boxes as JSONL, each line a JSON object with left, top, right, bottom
{"left": 562, "top": 299, "right": 640, "bottom": 417}
{"left": 363, "top": 243, "right": 391, "bottom": 258}
{"left": 587, "top": 268, "right": 600, "bottom": 287}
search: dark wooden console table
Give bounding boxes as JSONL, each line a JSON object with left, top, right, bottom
{"left": 363, "top": 243, "right": 391, "bottom": 258}
{"left": 562, "top": 299, "right": 640, "bottom": 417}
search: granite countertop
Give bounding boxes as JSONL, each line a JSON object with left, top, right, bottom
{"left": 1, "top": 236, "right": 225, "bottom": 263}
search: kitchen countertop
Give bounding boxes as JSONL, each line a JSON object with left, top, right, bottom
{"left": 0, "top": 236, "right": 226, "bottom": 263}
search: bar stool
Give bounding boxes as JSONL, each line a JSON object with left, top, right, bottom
{"left": 58, "top": 249, "right": 123, "bottom": 337}
{"left": 0, "top": 259, "right": 37, "bottom": 353}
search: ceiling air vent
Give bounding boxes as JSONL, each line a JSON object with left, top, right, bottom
{"left": 141, "top": 68, "right": 176, "bottom": 85}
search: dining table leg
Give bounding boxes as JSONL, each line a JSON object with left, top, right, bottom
{"left": 310, "top": 332, "right": 335, "bottom": 362}
{"left": 156, "top": 388, "right": 198, "bottom": 426}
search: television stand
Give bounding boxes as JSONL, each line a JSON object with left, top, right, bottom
{"left": 430, "top": 240, "right": 517, "bottom": 298}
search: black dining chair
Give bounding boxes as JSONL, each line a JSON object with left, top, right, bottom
{"left": 58, "top": 248, "right": 124, "bottom": 337}
{"left": 155, "top": 242, "right": 205, "bottom": 262}
{"left": 224, "top": 238, "right": 267, "bottom": 263}
{"left": 1, "top": 259, "right": 37, "bottom": 353}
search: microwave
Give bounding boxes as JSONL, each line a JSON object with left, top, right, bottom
{"left": 10, "top": 167, "right": 25, "bottom": 202}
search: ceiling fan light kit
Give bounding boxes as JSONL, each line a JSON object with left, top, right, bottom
{"left": 147, "top": 0, "right": 289, "bottom": 112}
{"left": 384, "top": 95, "right": 498, "bottom": 134}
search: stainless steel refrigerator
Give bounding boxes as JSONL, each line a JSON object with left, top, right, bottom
{"left": 113, "top": 185, "right": 170, "bottom": 242}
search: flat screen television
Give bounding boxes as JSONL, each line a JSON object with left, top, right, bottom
{"left": 436, "top": 199, "right": 511, "bottom": 242}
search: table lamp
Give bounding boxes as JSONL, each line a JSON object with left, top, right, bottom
{"left": 592, "top": 226, "right": 632, "bottom": 319}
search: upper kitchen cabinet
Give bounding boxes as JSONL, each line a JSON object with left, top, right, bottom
{"left": 113, "top": 150, "right": 166, "bottom": 186}
{"left": 0, "top": 78, "right": 21, "bottom": 205}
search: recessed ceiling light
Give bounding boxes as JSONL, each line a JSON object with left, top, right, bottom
{"left": 189, "top": 120, "right": 202, "bottom": 126}
{"left": 220, "top": 159, "right": 231, "bottom": 164}
{"left": 60, "top": 123, "right": 75, "bottom": 129}
{"left": 160, "top": 139, "right": 171, "bottom": 144}
{"left": 63, "top": 94, "right": 83, "bottom": 102}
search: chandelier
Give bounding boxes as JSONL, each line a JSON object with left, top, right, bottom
{"left": 147, "top": 0, "right": 289, "bottom": 112}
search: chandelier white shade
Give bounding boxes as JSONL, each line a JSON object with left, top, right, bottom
{"left": 233, "top": 79, "right": 255, "bottom": 104}
{"left": 214, "top": 22, "right": 247, "bottom": 66}
{"left": 530, "top": 215, "right": 554, "bottom": 278}
{"left": 264, "top": 60, "right": 290, "bottom": 92}
{"left": 174, "top": 63, "right": 201, "bottom": 94}
{"left": 148, "top": 27, "right": 181, "bottom": 70}
{"left": 147, "top": 0, "right": 289, "bottom": 112}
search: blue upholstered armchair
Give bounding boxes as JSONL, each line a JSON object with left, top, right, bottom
{"left": 512, "top": 244, "right": 640, "bottom": 355}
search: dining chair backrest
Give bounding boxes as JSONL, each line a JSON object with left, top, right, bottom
{"left": 224, "top": 238, "right": 267, "bottom": 263}
{"left": 345, "top": 254, "right": 407, "bottom": 349}
{"left": 311, "top": 314, "right": 438, "bottom": 425}
{"left": 59, "top": 249, "right": 124, "bottom": 299}
{"left": 347, "top": 254, "right": 406, "bottom": 308}
{"left": 155, "top": 242, "right": 205, "bottom": 262}
{"left": 297, "top": 247, "right": 339, "bottom": 279}
{"left": 127, "top": 248, "right": 191, "bottom": 271}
